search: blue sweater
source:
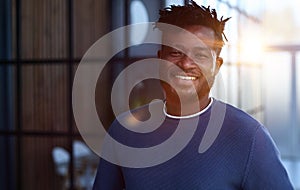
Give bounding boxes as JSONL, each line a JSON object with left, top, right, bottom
{"left": 93, "top": 100, "right": 293, "bottom": 189}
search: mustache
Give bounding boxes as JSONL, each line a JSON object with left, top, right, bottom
{"left": 169, "top": 67, "right": 202, "bottom": 77}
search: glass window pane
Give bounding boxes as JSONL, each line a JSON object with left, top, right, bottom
{"left": 130, "top": 1, "right": 149, "bottom": 47}
{"left": 263, "top": 0, "right": 300, "bottom": 45}
{"left": 73, "top": 0, "right": 109, "bottom": 58}
{"left": 0, "top": 65, "right": 15, "bottom": 131}
{"left": 20, "top": 0, "right": 68, "bottom": 59}
{"left": 197, "top": 0, "right": 216, "bottom": 7}
{"left": 72, "top": 139, "right": 98, "bottom": 190}
{"left": 263, "top": 52, "right": 291, "bottom": 156}
{"left": 297, "top": 52, "right": 300, "bottom": 144}
{"left": 22, "top": 136, "right": 70, "bottom": 190}
{"left": 283, "top": 159, "right": 300, "bottom": 189}
{"left": 0, "top": 136, "right": 16, "bottom": 189}
{"left": 165, "top": 0, "right": 184, "bottom": 6}
{"left": 243, "top": 0, "right": 265, "bottom": 17}
{"left": 213, "top": 65, "right": 239, "bottom": 107}
{"left": 240, "top": 65, "right": 262, "bottom": 114}
{"left": 21, "top": 64, "right": 69, "bottom": 132}
{"left": 228, "top": 0, "right": 237, "bottom": 6}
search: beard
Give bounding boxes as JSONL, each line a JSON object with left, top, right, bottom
{"left": 159, "top": 60, "right": 217, "bottom": 105}
{"left": 160, "top": 74, "right": 215, "bottom": 105}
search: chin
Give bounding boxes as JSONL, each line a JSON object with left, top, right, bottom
{"left": 169, "top": 87, "right": 207, "bottom": 103}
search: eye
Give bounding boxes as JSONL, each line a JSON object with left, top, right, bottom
{"left": 169, "top": 50, "right": 183, "bottom": 57}
{"left": 194, "top": 53, "right": 209, "bottom": 59}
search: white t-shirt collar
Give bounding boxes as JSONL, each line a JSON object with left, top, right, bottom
{"left": 163, "top": 98, "right": 213, "bottom": 119}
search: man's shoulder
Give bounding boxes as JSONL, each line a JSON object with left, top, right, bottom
{"left": 215, "top": 100, "right": 262, "bottom": 127}
{"left": 116, "top": 100, "right": 163, "bottom": 123}
{"left": 213, "top": 100, "right": 265, "bottom": 148}
{"left": 110, "top": 100, "right": 164, "bottom": 132}
{"left": 212, "top": 100, "right": 263, "bottom": 139}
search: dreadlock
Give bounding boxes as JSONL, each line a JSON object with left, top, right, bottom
{"left": 156, "top": 0, "right": 230, "bottom": 53}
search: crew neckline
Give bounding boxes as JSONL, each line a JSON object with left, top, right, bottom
{"left": 163, "top": 98, "right": 214, "bottom": 119}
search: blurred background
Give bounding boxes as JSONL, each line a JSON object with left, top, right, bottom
{"left": 0, "top": 0, "right": 299, "bottom": 189}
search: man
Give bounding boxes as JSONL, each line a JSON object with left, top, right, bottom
{"left": 93, "top": 1, "right": 293, "bottom": 189}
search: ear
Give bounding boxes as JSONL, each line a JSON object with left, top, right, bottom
{"left": 216, "top": 57, "right": 223, "bottom": 68}
{"left": 214, "top": 57, "right": 223, "bottom": 74}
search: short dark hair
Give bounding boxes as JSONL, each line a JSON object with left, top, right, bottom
{"left": 156, "top": 0, "right": 230, "bottom": 54}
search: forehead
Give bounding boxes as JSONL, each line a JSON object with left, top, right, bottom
{"left": 162, "top": 25, "right": 216, "bottom": 48}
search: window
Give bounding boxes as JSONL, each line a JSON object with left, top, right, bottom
{"left": 0, "top": 0, "right": 109, "bottom": 189}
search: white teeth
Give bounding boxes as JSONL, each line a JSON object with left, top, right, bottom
{"left": 175, "top": 75, "right": 197, "bottom": 80}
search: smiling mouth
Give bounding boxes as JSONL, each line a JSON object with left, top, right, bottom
{"left": 174, "top": 75, "right": 197, "bottom": 81}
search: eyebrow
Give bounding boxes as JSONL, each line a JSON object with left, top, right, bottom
{"left": 171, "top": 44, "right": 185, "bottom": 51}
{"left": 173, "top": 45, "right": 210, "bottom": 53}
{"left": 193, "top": 47, "right": 211, "bottom": 53}
{"left": 166, "top": 44, "right": 211, "bottom": 54}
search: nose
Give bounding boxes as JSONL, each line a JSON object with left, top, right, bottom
{"left": 176, "top": 55, "right": 195, "bottom": 69}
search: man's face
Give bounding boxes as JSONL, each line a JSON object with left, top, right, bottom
{"left": 158, "top": 25, "right": 223, "bottom": 103}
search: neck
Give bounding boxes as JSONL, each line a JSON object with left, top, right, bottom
{"left": 165, "top": 95, "right": 211, "bottom": 116}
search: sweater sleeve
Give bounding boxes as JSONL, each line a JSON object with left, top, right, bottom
{"left": 242, "top": 125, "right": 294, "bottom": 189}
{"left": 92, "top": 158, "right": 125, "bottom": 190}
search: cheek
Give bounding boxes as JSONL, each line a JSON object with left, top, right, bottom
{"left": 196, "top": 50, "right": 218, "bottom": 74}
{"left": 161, "top": 56, "right": 179, "bottom": 65}
{"left": 159, "top": 61, "right": 172, "bottom": 73}
{"left": 195, "top": 60, "right": 216, "bottom": 74}
{"left": 159, "top": 63, "right": 172, "bottom": 83}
